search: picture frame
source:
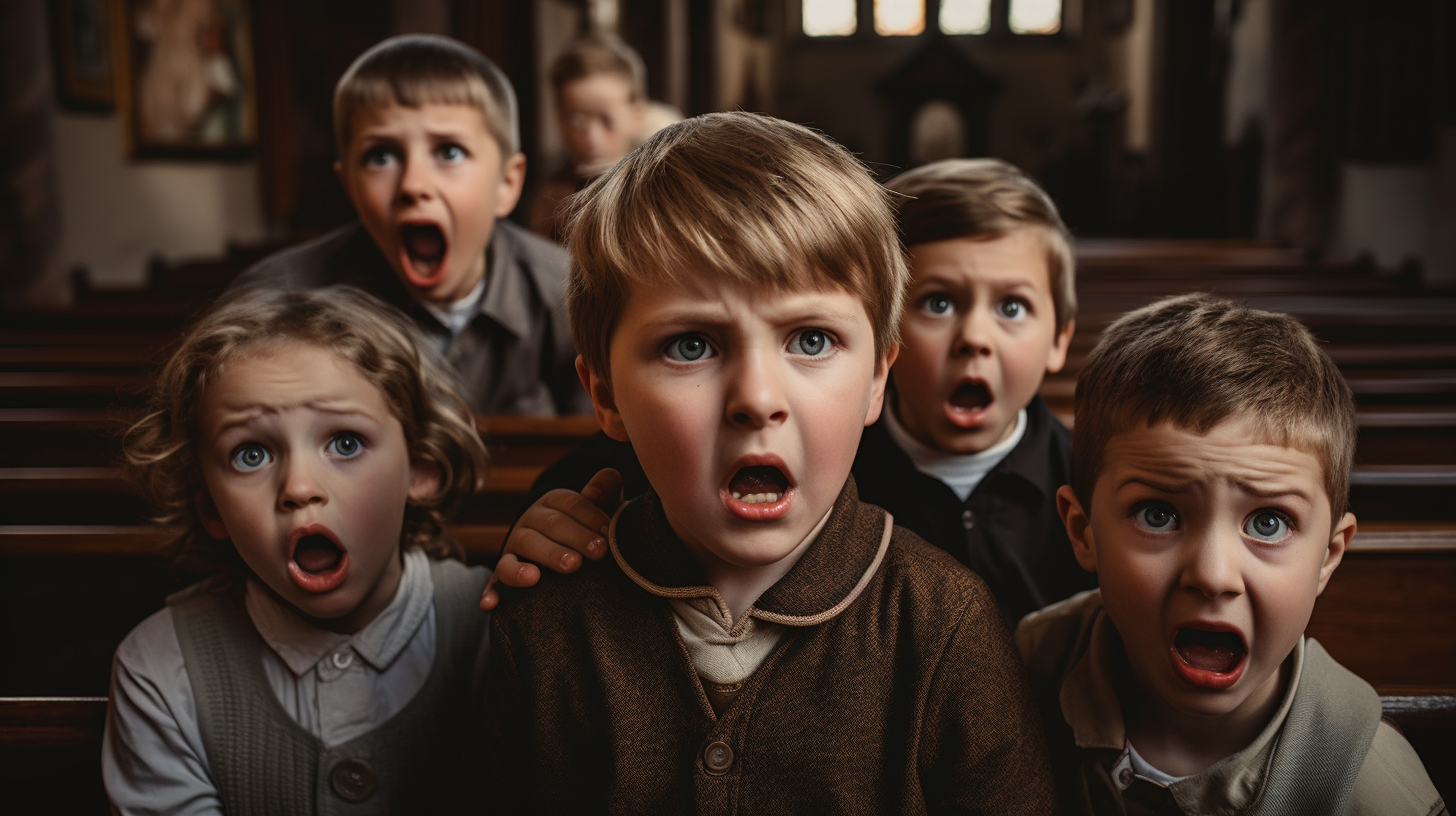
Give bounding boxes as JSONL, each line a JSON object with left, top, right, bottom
{"left": 51, "top": 0, "right": 116, "bottom": 112}
{"left": 111, "top": 0, "right": 258, "bottom": 159}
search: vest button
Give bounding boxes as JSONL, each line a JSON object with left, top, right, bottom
{"left": 330, "top": 758, "right": 377, "bottom": 802}
{"left": 702, "top": 740, "right": 734, "bottom": 775}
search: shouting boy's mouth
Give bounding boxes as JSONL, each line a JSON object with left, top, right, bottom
{"left": 399, "top": 223, "right": 448, "bottom": 287}
{"left": 945, "top": 380, "right": 993, "bottom": 426}
{"left": 724, "top": 462, "right": 793, "bottom": 520}
{"left": 1170, "top": 626, "right": 1247, "bottom": 689}
{"left": 287, "top": 528, "right": 350, "bottom": 593}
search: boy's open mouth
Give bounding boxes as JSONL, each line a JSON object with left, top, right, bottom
{"left": 729, "top": 465, "right": 789, "bottom": 505}
{"left": 293, "top": 533, "right": 344, "bottom": 574}
{"left": 949, "top": 381, "right": 992, "bottom": 412}
{"left": 400, "top": 223, "right": 447, "bottom": 280}
{"left": 1173, "top": 627, "right": 1246, "bottom": 673}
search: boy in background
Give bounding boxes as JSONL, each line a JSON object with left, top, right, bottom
{"left": 484, "top": 159, "right": 1090, "bottom": 630}
{"left": 1017, "top": 293, "right": 1445, "bottom": 815}
{"left": 234, "top": 34, "right": 586, "bottom": 416}
{"left": 488, "top": 112, "right": 1055, "bottom": 814}
{"left": 528, "top": 34, "right": 649, "bottom": 243}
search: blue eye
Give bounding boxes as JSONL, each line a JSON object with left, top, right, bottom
{"left": 361, "top": 146, "right": 396, "bottom": 168}
{"left": 436, "top": 143, "right": 467, "bottom": 162}
{"left": 231, "top": 444, "right": 272, "bottom": 472}
{"left": 788, "top": 329, "right": 833, "bottom": 357}
{"left": 1245, "top": 510, "right": 1291, "bottom": 542}
{"left": 922, "top": 294, "right": 953, "bottom": 316}
{"left": 1133, "top": 502, "right": 1179, "bottom": 532}
{"left": 328, "top": 432, "right": 365, "bottom": 458}
{"left": 665, "top": 334, "right": 713, "bottom": 362}
{"left": 998, "top": 298, "right": 1028, "bottom": 320}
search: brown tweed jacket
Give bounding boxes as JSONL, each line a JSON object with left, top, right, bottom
{"left": 486, "top": 478, "right": 1058, "bottom": 815}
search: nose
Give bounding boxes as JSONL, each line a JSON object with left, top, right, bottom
{"left": 396, "top": 151, "right": 433, "bottom": 203}
{"left": 725, "top": 350, "right": 789, "bottom": 429}
{"left": 278, "top": 456, "right": 327, "bottom": 511}
{"left": 1179, "top": 525, "right": 1245, "bottom": 600}
{"left": 953, "top": 306, "right": 993, "bottom": 357}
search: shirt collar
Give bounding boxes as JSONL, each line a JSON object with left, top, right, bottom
{"left": 608, "top": 476, "right": 892, "bottom": 626}
{"left": 244, "top": 548, "right": 434, "bottom": 675}
{"left": 474, "top": 221, "right": 534, "bottom": 339}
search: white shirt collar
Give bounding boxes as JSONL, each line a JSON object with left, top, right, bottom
{"left": 421, "top": 275, "right": 488, "bottom": 336}
{"left": 882, "top": 403, "right": 1027, "bottom": 502}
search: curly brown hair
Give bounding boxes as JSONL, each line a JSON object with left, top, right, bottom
{"left": 124, "top": 285, "right": 488, "bottom": 579}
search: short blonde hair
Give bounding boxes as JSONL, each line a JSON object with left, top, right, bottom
{"left": 124, "top": 286, "right": 489, "bottom": 579}
{"left": 1071, "top": 293, "right": 1356, "bottom": 522}
{"left": 566, "top": 111, "right": 909, "bottom": 383}
{"left": 550, "top": 34, "right": 646, "bottom": 102}
{"left": 886, "top": 158, "right": 1077, "bottom": 329}
{"left": 334, "top": 34, "right": 519, "bottom": 160}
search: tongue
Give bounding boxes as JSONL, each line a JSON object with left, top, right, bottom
{"left": 730, "top": 465, "right": 788, "bottom": 496}
{"left": 294, "top": 535, "right": 342, "bottom": 574}
{"left": 1175, "top": 630, "right": 1243, "bottom": 672}
{"left": 949, "top": 383, "right": 991, "bottom": 411}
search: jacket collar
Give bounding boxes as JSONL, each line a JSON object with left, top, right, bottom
{"left": 608, "top": 476, "right": 891, "bottom": 625}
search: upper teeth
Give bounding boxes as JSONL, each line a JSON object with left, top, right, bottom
{"left": 732, "top": 491, "right": 780, "bottom": 504}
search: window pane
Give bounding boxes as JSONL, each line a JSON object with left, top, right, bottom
{"left": 804, "top": 0, "right": 856, "bottom": 36}
{"left": 1009, "top": 0, "right": 1061, "bottom": 34}
{"left": 940, "top": 0, "right": 991, "bottom": 35}
{"left": 875, "top": 0, "right": 924, "bottom": 36}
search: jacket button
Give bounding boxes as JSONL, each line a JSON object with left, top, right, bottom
{"left": 330, "top": 758, "right": 377, "bottom": 802}
{"left": 703, "top": 741, "right": 734, "bottom": 775}
{"left": 961, "top": 509, "right": 976, "bottom": 529}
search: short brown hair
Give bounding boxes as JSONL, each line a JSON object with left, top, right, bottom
{"left": 885, "top": 158, "right": 1077, "bottom": 329}
{"left": 124, "top": 286, "right": 489, "bottom": 579}
{"left": 334, "top": 34, "right": 519, "bottom": 160}
{"left": 566, "top": 111, "right": 909, "bottom": 383}
{"left": 1070, "top": 293, "right": 1356, "bottom": 521}
{"left": 549, "top": 34, "right": 646, "bottom": 102}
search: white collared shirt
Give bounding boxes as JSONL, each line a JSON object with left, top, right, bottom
{"left": 103, "top": 549, "right": 445, "bottom": 815}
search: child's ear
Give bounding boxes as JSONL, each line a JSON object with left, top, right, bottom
{"left": 577, "top": 355, "right": 629, "bottom": 442}
{"left": 1315, "top": 511, "right": 1356, "bottom": 595}
{"left": 195, "top": 492, "right": 229, "bottom": 541}
{"left": 1046, "top": 319, "right": 1076, "bottom": 375}
{"left": 407, "top": 460, "right": 444, "bottom": 506}
{"left": 1057, "top": 484, "right": 1098, "bottom": 573}
{"left": 492, "top": 153, "right": 527, "bottom": 218}
{"left": 863, "top": 344, "right": 899, "bottom": 427}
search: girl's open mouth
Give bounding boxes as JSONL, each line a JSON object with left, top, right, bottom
{"left": 288, "top": 533, "right": 350, "bottom": 592}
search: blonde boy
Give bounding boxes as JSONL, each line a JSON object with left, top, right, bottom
{"left": 487, "top": 112, "right": 1055, "bottom": 814}
{"left": 234, "top": 34, "right": 586, "bottom": 416}
{"left": 1016, "top": 293, "right": 1445, "bottom": 815}
{"left": 484, "top": 159, "right": 1095, "bottom": 628}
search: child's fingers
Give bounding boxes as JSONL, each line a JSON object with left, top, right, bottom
{"left": 507, "top": 523, "right": 596, "bottom": 572}
{"left": 479, "top": 555, "right": 541, "bottom": 611}
{"left": 578, "top": 468, "right": 625, "bottom": 515}
{"left": 526, "top": 490, "right": 613, "bottom": 560}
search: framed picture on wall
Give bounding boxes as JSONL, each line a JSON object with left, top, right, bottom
{"left": 112, "top": 0, "right": 258, "bottom": 159}
{"left": 51, "top": 0, "right": 116, "bottom": 111}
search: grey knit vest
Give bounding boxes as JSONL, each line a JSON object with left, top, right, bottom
{"left": 171, "top": 558, "right": 489, "bottom": 816}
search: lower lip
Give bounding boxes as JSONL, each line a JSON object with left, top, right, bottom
{"left": 722, "top": 489, "right": 793, "bottom": 521}
{"left": 944, "top": 401, "right": 991, "bottom": 429}
{"left": 398, "top": 248, "right": 449, "bottom": 289}
{"left": 288, "top": 552, "right": 350, "bottom": 593}
{"left": 1169, "top": 644, "right": 1246, "bottom": 690}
